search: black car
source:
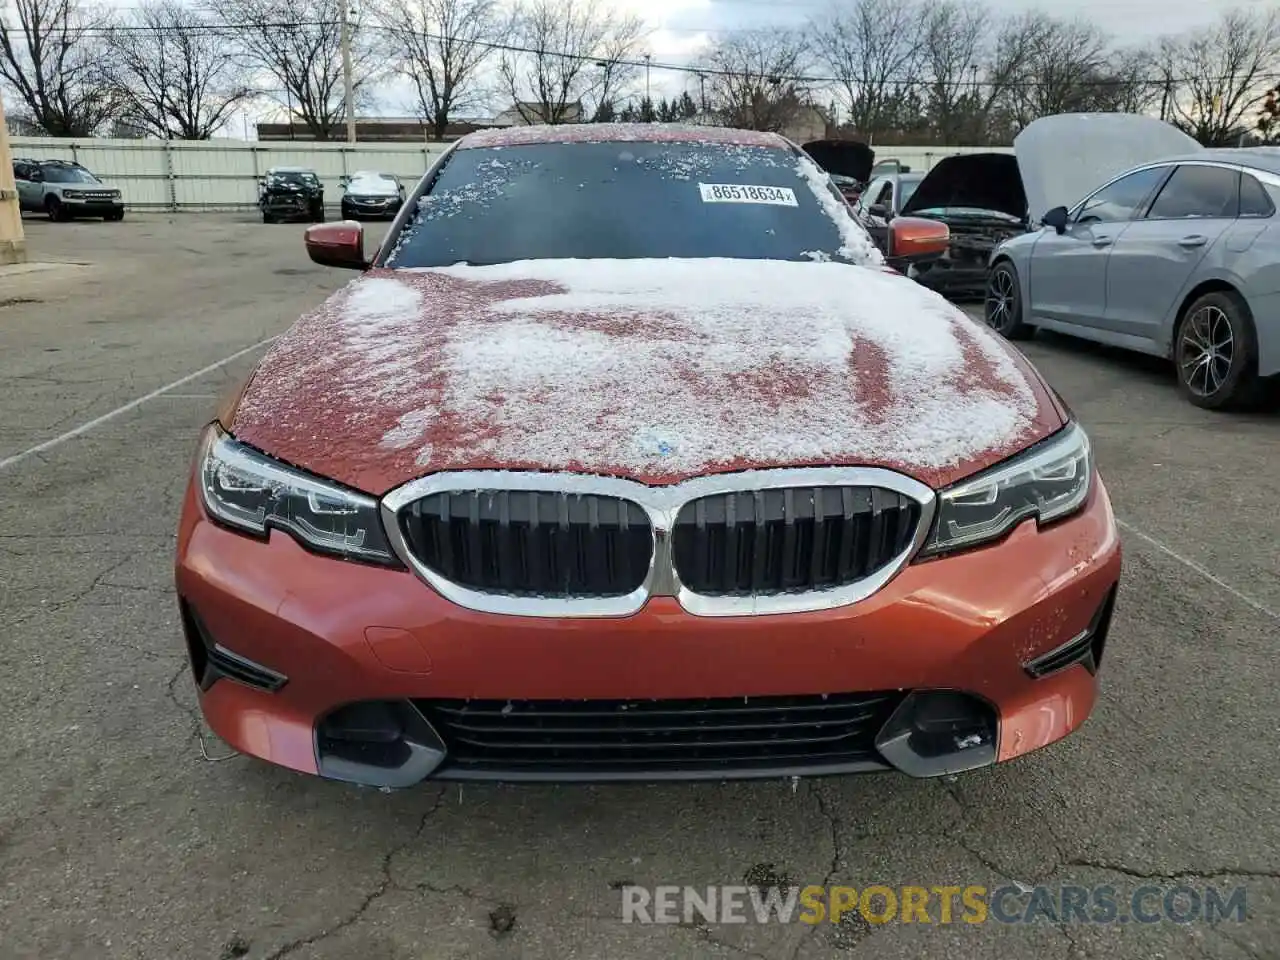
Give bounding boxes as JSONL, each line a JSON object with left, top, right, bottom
{"left": 339, "top": 171, "right": 405, "bottom": 220}
{"left": 801, "top": 139, "right": 875, "bottom": 204}
{"left": 259, "top": 167, "right": 324, "bottom": 223}
{"left": 896, "top": 153, "right": 1028, "bottom": 298}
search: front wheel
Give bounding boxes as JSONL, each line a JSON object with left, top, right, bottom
{"left": 45, "top": 196, "right": 70, "bottom": 222}
{"left": 1174, "top": 290, "right": 1261, "bottom": 410}
{"left": 104, "top": 210, "right": 124, "bottom": 222}
{"left": 984, "top": 261, "right": 1033, "bottom": 340}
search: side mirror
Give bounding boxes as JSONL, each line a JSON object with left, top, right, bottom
{"left": 886, "top": 216, "right": 949, "bottom": 264}
{"left": 868, "top": 203, "right": 889, "bottom": 219}
{"left": 305, "top": 221, "right": 369, "bottom": 270}
{"left": 1042, "top": 206, "right": 1069, "bottom": 234}
{"left": 29, "top": 169, "right": 44, "bottom": 183}
{"left": 338, "top": 175, "right": 350, "bottom": 188}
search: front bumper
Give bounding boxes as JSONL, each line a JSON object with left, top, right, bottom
{"left": 910, "top": 258, "right": 989, "bottom": 298}
{"left": 341, "top": 197, "right": 400, "bottom": 218}
{"left": 174, "top": 478, "right": 1121, "bottom": 786}
{"left": 62, "top": 198, "right": 124, "bottom": 215}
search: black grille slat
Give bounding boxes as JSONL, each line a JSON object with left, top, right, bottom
{"left": 421, "top": 692, "right": 902, "bottom": 774}
{"left": 401, "top": 490, "right": 652, "bottom": 598}
{"left": 672, "top": 487, "right": 919, "bottom": 597}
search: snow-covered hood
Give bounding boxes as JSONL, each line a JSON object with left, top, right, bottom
{"left": 1015, "top": 112, "right": 1203, "bottom": 222}
{"left": 230, "top": 259, "right": 1064, "bottom": 494}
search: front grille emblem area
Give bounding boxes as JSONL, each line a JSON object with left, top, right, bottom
{"left": 381, "top": 469, "right": 936, "bottom": 618}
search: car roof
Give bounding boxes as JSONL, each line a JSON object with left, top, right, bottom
{"left": 457, "top": 123, "right": 790, "bottom": 151}
{"left": 1150, "top": 148, "right": 1280, "bottom": 176}
{"left": 268, "top": 166, "right": 317, "bottom": 173}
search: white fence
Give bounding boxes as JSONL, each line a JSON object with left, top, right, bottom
{"left": 9, "top": 136, "right": 1012, "bottom": 211}
{"left": 10, "top": 137, "right": 453, "bottom": 210}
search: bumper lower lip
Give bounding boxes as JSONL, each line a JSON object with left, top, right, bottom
{"left": 174, "top": 476, "right": 1122, "bottom": 786}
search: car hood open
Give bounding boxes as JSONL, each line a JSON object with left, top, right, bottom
{"left": 229, "top": 259, "right": 1063, "bottom": 494}
{"left": 900, "top": 153, "right": 1026, "bottom": 221}
{"left": 1014, "top": 112, "right": 1203, "bottom": 222}
{"left": 801, "top": 140, "right": 876, "bottom": 184}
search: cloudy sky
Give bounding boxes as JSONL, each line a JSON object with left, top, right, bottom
{"left": 546, "top": 0, "right": 1272, "bottom": 109}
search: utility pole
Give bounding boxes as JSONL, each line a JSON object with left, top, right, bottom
{"left": 644, "top": 53, "right": 651, "bottom": 103}
{"left": 0, "top": 89, "right": 28, "bottom": 265}
{"left": 340, "top": 1, "right": 357, "bottom": 143}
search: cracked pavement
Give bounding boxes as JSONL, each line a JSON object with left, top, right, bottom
{"left": 0, "top": 215, "right": 1276, "bottom": 959}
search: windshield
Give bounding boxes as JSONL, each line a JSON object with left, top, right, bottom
{"left": 348, "top": 172, "right": 399, "bottom": 192}
{"left": 270, "top": 171, "right": 318, "bottom": 185}
{"left": 42, "top": 165, "right": 100, "bottom": 184}
{"left": 385, "top": 141, "right": 866, "bottom": 268}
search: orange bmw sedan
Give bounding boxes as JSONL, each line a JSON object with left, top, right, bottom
{"left": 175, "top": 125, "right": 1120, "bottom": 788}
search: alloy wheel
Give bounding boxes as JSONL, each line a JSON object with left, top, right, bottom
{"left": 985, "top": 269, "right": 1016, "bottom": 332}
{"left": 1178, "top": 305, "right": 1234, "bottom": 398}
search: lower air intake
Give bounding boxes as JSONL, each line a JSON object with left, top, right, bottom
{"left": 417, "top": 692, "right": 903, "bottom": 780}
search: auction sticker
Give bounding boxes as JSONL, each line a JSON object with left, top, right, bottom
{"left": 698, "top": 183, "right": 798, "bottom": 206}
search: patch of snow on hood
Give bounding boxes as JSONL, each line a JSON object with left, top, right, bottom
{"left": 383, "top": 258, "right": 1032, "bottom": 477}
{"left": 232, "top": 258, "right": 1057, "bottom": 492}
{"left": 1015, "top": 112, "right": 1203, "bottom": 222}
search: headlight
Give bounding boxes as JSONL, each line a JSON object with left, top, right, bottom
{"left": 63, "top": 190, "right": 81, "bottom": 199}
{"left": 109, "top": 190, "right": 121, "bottom": 198}
{"left": 918, "top": 422, "right": 1092, "bottom": 557}
{"left": 196, "top": 426, "right": 398, "bottom": 565}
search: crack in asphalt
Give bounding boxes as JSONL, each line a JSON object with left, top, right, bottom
{"left": 262, "top": 784, "right": 449, "bottom": 959}
{"left": 1, "top": 555, "right": 137, "bottom": 629}
{"left": 807, "top": 781, "right": 845, "bottom": 887}
{"left": 165, "top": 659, "right": 205, "bottom": 747}
{"left": 1061, "top": 859, "right": 1280, "bottom": 882}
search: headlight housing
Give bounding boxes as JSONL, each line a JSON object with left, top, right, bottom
{"left": 196, "top": 425, "right": 398, "bottom": 565}
{"left": 918, "top": 422, "right": 1092, "bottom": 558}
{"left": 63, "top": 190, "right": 82, "bottom": 199}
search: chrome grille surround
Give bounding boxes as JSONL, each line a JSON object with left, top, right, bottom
{"left": 381, "top": 468, "right": 936, "bottom": 618}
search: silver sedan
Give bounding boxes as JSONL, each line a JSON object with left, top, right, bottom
{"left": 986, "top": 149, "right": 1280, "bottom": 409}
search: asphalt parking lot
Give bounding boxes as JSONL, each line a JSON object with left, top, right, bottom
{"left": 1, "top": 212, "right": 1277, "bottom": 960}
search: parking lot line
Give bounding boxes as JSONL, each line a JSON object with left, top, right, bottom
{"left": 1116, "top": 518, "right": 1279, "bottom": 622}
{"left": 0, "top": 337, "right": 276, "bottom": 474}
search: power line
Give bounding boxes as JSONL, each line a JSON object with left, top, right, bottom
{"left": 6, "top": 16, "right": 1280, "bottom": 92}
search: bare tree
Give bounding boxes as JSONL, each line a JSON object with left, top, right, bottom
{"left": 1157, "top": 8, "right": 1280, "bottom": 146}
{"left": 498, "top": 0, "right": 643, "bottom": 124}
{"left": 102, "top": 1, "right": 255, "bottom": 139}
{"left": 992, "top": 15, "right": 1153, "bottom": 131}
{"left": 918, "top": 0, "right": 989, "bottom": 143}
{"left": 812, "top": 0, "right": 924, "bottom": 140}
{"left": 376, "top": 0, "right": 502, "bottom": 140}
{"left": 701, "top": 29, "right": 811, "bottom": 133}
{"left": 0, "top": 0, "right": 118, "bottom": 135}
{"left": 216, "top": 0, "right": 384, "bottom": 139}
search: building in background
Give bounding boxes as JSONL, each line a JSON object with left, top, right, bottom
{"left": 5, "top": 114, "right": 43, "bottom": 137}
{"left": 256, "top": 115, "right": 502, "bottom": 142}
{"left": 491, "top": 102, "right": 585, "bottom": 126}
